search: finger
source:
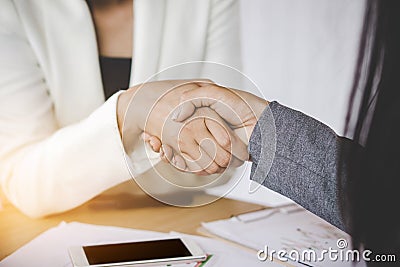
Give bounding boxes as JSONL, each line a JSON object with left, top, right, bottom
{"left": 195, "top": 80, "right": 216, "bottom": 87}
{"left": 160, "top": 145, "right": 165, "bottom": 158}
{"left": 181, "top": 152, "right": 215, "bottom": 176}
{"left": 148, "top": 136, "right": 161, "bottom": 152}
{"left": 171, "top": 101, "right": 197, "bottom": 122}
{"left": 178, "top": 108, "right": 248, "bottom": 168}
{"left": 142, "top": 132, "right": 162, "bottom": 152}
{"left": 161, "top": 144, "right": 173, "bottom": 163}
{"left": 180, "top": 118, "right": 225, "bottom": 174}
{"left": 172, "top": 86, "right": 219, "bottom": 122}
{"left": 193, "top": 139, "right": 225, "bottom": 175}
{"left": 203, "top": 118, "right": 232, "bottom": 166}
{"left": 142, "top": 132, "right": 151, "bottom": 141}
{"left": 160, "top": 145, "right": 186, "bottom": 171}
{"left": 205, "top": 117, "right": 249, "bottom": 162}
{"left": 229, "top": 156, "right": 245, "bottom": 168}
{"left": 160, "top": 147, "right": 168, "bottom": 163}
{"left": 181, "top": 114, "right": 230, "bottom": 169}
{"left": 191, "top": 79, "right": 214, "bottom": 85}
{"left": 174, "top": 86, "right": 246, "bottom": 127}
{"left": 197, "top": 135, "right": 232, "bottom": 168}
{"left": 171, "top": 154, "right": 187, "bottom": 171}
{"left": 196, "top": 170, "right": 214, "bottom": 176}
{"left": 179, "top": 138, "right": 222, "bottom": 175}
{"left": 143, "top": 139, "right": 153, "bottom": 150}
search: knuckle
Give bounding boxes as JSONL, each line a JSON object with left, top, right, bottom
{"left": 217, "top": 153, "right": 231, "bottom": 168}
{"left": 180, "top": 91, "right": 189, "bottom": 101}
{"left": 232, "top": 158, "right": 245, "bottom": 167}
{"left": 179, "top": 128, "right": 191, "bottom": 141}
{"left": 185, "top": 123, "right": 196, "bottom": 132}
{"left": 206, "top": 163, "right": 220, "bottom": 174}
{"left": 219, "top": 136, "right": 232, "bottom": 149}
{"left": 178, "top": 137, "right": 185, "bottom": 147}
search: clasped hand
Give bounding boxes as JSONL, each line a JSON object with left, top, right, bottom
{"left": 117, "top": 80, "right": 268, "bottom": 175}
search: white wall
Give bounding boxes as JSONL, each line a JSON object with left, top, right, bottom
{"left": 210, "top": 0, "right": 367, "bottom": 207}
{"left": 240, "top": 0, "right": 366, "bottom": 135}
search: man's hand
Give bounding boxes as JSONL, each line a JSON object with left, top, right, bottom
{"left": 142, "top": 81, "right": 269, "bottom": 174}
{"left": 173, "top": 82, "right": 269, "bottom": 144}
{"left": 160, "top": 107, "right": 246, "bottom": 174}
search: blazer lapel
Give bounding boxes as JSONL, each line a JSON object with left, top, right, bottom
{"left": 14, "top": 0, "right": 105, "bottom": 126}
{"left": 130, "top": 0, "right": 165, "bottom": 85}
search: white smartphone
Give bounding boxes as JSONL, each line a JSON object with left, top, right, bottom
{"left": 68, "top": 237, "right": 207, "bottom": 267}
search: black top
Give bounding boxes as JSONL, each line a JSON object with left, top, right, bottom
{"left": 99, "top": 56, "right": 132, "bottom": 100}
{"left": 85, "top": 1, "right": 132, "bottom": 99}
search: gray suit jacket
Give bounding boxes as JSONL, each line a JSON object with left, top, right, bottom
{"left": 249, "top": 102, "right": 352, "bottom": 231}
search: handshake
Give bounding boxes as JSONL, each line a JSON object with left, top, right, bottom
{"left": 117, "top": 80, "right": 268, "bottom": 176}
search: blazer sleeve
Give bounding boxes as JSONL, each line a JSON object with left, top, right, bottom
{"left": 248, "top": 102, "right": 353, "bottom": 231}
{"left": 0, "top": 1, "right": 131, "bottom": 218}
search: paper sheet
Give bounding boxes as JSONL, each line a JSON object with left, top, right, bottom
{"left": 171, "top": 232, "right": 282, "bottom": 267}
{"left": 202, "top": 205, "right": 367, "bottom": 267}
{"left": 0, "top": 222, "right": 280, "bottom": 267}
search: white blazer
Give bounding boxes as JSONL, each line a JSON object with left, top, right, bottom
{"left": 0, "top": 0, "right": 240, "bottom": 217}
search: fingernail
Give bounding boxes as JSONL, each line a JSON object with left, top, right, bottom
{"left": 142, "top": 132, "right": 152, "bottom": 142}
{"left": 171, "top": 105, "right": 182, "bottom": 121}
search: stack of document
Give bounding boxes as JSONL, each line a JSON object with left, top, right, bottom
{"left": 201, "top": 204, "right": 366, "bottom": 267}
{"left": 0, "top": 222, "right": 282, "bottom": 267}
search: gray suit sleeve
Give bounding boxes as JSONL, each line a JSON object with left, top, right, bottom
{"left": 249, "top": 101, "right": 351, "bottom": 231}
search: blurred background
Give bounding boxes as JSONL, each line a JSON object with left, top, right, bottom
{"left": 0, "top": 0, "right": 368, "bottom": 211}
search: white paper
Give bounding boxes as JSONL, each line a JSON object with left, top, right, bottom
{"left": 202, "top": 205, "right": 367, "bottom": 267}
{"left": 0, "top": 222, "right": 281, "bottom": 267}
{"left": 171, "top": 232, "right": 282, "bottom": 267}
{"left": 0, "top": 222, "right": 170, "bottom": 267}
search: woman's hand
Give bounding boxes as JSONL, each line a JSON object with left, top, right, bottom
{"left": 116, "top": 80, "right": 198, "bottom": 153}
{"left": 116, "top": 80, "right": 248, "bottom": 174}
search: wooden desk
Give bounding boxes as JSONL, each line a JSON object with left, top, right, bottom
{"left": 0, "top": 181, "right": 264, "bottom": 260}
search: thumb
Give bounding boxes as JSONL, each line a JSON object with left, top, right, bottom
{"left": 171, "top": 101, "right": 196, "bottom": 122}
{"left": 172, "top": 86, "right": 219, "bottom": 122}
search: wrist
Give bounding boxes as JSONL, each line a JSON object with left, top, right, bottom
{"left": 117, "top": 87, "right": 142, "bottom": 154}
{"left": 248, "top": 99, "right": 269, "bottom": 139}
{"left": 243, "top": 93, "right": 269, "bottom": 144}
{"left": 117, "top": 91, "right": 129, "bottom": 135}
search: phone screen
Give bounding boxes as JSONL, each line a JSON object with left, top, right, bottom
{"left": 83, "top": 239, "right": 192, "bottom": 265}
